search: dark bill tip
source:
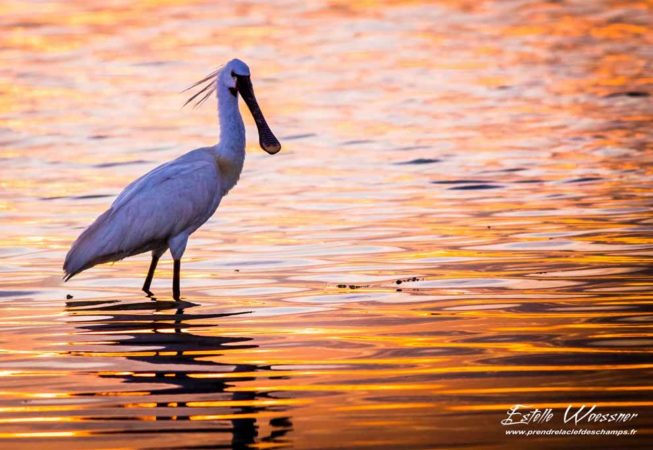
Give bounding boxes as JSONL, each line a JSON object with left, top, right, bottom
{"left": 260, "top": 130, "right": 281, "bottom": 154}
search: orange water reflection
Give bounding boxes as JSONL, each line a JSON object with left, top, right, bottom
{"left": 1, "top": 0, "right": 652, "bottom": 448}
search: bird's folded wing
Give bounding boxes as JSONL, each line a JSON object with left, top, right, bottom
{"left": 64, "top": 154, "right": 220, "bottom": 278}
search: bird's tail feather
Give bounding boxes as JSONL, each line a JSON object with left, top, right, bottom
{"left": 63, "top": 209, "right": 128, "bottom": 280}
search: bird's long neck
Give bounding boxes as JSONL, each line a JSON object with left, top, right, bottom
{"left": 215, "top": 81, "right": 246, "bottom": 195}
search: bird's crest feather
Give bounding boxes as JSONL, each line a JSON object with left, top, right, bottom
{"left": 182, "top": 66, "right": 223, "bottom": 109}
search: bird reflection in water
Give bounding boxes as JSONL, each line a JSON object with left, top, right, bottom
{"left": 65, "top": 297, "right": 293, "bottom": 449}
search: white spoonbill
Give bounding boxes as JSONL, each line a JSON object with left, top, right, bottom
{"left": 63, "top": 59, "right": 281, "bottom": 300}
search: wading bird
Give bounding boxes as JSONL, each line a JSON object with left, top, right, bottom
{"left": 63, "top": 59, "right": 281, "bottom": 300}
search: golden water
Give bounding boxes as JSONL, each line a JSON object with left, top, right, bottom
{"left": 1, "top": 0, "right": 652, "bottom": 448}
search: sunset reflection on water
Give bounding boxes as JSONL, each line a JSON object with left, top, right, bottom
{"left": 0, "top": 0, "right": 652, "bottom": 448}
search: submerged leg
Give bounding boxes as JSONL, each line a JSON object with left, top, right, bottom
{"left": 142, "top": 247, "right": 167, "bottom": 295}
{"left": 142, "top": 254, "right": 160, "bottom": 294}
{"left": 173, "top": 259, "right": 181, "bottom": 301}
{"left": 169, "top": 233, "right": 188, "bottom": 302}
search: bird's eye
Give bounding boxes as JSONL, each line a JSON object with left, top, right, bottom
{"left": 230, "top": 70, "right": 236, "bottom": 78}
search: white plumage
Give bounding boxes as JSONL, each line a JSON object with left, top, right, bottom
{"left": 64, "top": 59, "right": 281, "bottom": 300}
{"left": 64, "top": 150, "right": 220, "bottom": 276}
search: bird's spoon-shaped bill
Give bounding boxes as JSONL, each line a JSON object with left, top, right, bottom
{"left": 237, "top": 76, "right": 281, "bottom": 154}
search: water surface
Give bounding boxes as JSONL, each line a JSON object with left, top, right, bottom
{"left": 0, "top": 0, "right": 652, "bottom": 448}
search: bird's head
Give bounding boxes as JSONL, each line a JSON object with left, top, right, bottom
{"left": 220, "top": 58, "right": 250, "bottom": 93}
{"left": 184, "top": 59, "right": 281, "bottom": 155}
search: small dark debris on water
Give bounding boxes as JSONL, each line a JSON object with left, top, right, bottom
{"left": 337, "top": 277, "right": 421, "bottom": 289}
{"left": 66, "top": 294, "right": 73, "bottom": 299}
{"left": 337, "top": 284, "right": 368, "bottom": 289}
{"left": 487, "top": 225, "right": 492, "bottom": 229}
{"left": 395, "top": 276, "right": 422, "bottom": 285}
{"left": 234, "top": 269, "right": 240, "bottom": 272}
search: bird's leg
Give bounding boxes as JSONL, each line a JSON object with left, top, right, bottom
{"left": 168, "top": 234, "right": 187, "bottom": 301}
{"left": 142, "top": 254, "right": 160, "bottom": 295}
{"left": 172, "top": 259, "right": 181, "bottom": 301}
